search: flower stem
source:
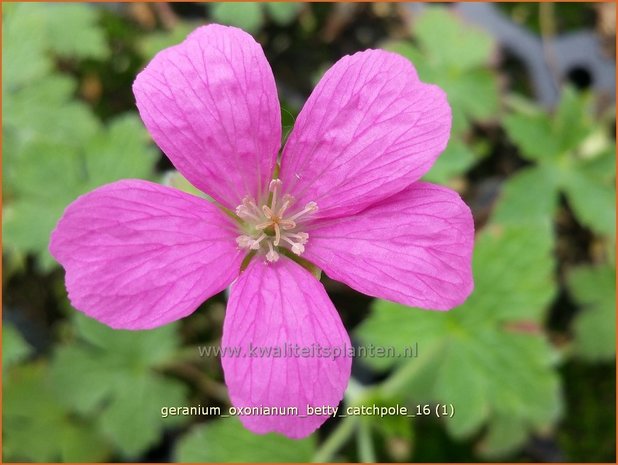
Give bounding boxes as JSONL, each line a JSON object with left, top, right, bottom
{"left": 159, "top": 362, "right": 229, "bottom": 404}
{"left": 357, "top": 419, "right": 376, "bottom": 463}
{"left": 312, "top": 415, "right": 358, "bottom": 463}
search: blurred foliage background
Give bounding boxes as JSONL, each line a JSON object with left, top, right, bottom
{"left": 2, "top": 2, "right": 616, "bottom": 463}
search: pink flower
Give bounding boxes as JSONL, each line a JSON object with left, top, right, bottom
{"left": 49, "top": 25, "right": 474, "bottom": 439}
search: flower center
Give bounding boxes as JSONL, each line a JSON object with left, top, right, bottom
{"left": 235, "top": 179, "right": 317, "bottom": 262}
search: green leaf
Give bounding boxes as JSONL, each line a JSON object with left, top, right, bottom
{"left": 383, "top": 41, "right": 425, "bottom": 69}
{"left": 3, "top": 188, "right": 80, "bottom": 271}
{"left": 99, "top": 374, "right": 187, "bottom": 457}
{"left": 553, "top": 86, "right": 593, "bottom": 154}
{"left": 50, "top": 314, "right": 188, "bottom": 457}
{"left": 82, "top": 114, "right": 158, "bottom": 189}
{"left": 386, "top": 8, "right": 499, "bottom": 135}
{"left": 433, "top": 339, "right": 490, "bottom": 438}
{"left": 568, "top": 265, "right": 616, "bottom": 361}
{"left": 60, "top": 422, "right": 111, "bottom": 463}
{"left": 502, "top": 89, "right": 615, "bottom": 236}
{"left": 423, "top": 139, "right": 477, "bottom": 184}
{"left": 2, "top": 323, "right": 32, "bottom": 374}
{"left": 2, "top": 3, "right": 52, "bottom": 91}
{"left": 4, "top": 76, "right": 100, "bottom": 155}
{"left": 503, "top": 111, "right": 558, "bottom": 161}
{"left": 444, "top": 69, "right": 500, "bottom": 134}
{"left": 162, "top": 170, "right": 209, "bottom": 199}
{"left": 578, "top": 141, "right": 616, "bottom": 183}
{"left": 176, "top": 417, "right": 316, "bottom": 462}
{"left": 479, "top": 414, "right": 528, "bottom": 458}
{"left": 356, "top": 221, "right": 562, "bottom": 454}
{"left": 73, "top": 311, "right": 181, "bottom": 367}
{"left": 562, "top": 170, "right": 616, "bottom": 236}
{"left": 265, "top": 2, "right": 302, "bottom": 26}
{"left": 557, "top": 139, "right": 616, "bottom": 236}
{"left": 463, "top": 222, "right": 557, "bottom": 322}
{"left": 2, "top": 113, "right": 157, "bottom": 269}
{"left": 414, "top": 7, "right": 495, "bottom": 72}
{"left": 51, "top": 345, "right": 112, "bottom": 414}
{"left": 506, "top": 88, "right": 606, "bottom": 162}
{"left": 491, "top": 166, "right": 559, "bottom": 226}
{"left": 3, "top": 363, "right": 110, "bottom": 462}
{"left": 43, "top": 4, "right": 108, "bottom": 59}
{"left": 2, "top": 3, "right": 107, "bottom": 92}
{"left": 3, "top": 5, "right": 109, "bottom": 261}
{"left": 139, "top": 22, "right": 198, "bottom": 60}
{"left": 4, "top": 74, "right": 76, "bottom": 112}
{"left": 210, "top": 2, "right": 264, "bottom": 33}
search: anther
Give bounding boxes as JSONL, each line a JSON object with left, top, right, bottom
{"left": 235, "top": 205, "right": 256, "bottom": 221}
{"left": 269, "top": 179, "right": 282, "bottom": 192}
{"left": 250, "top": 233, "right": 267, "bottom": 250}
{"left": 279, "top": 219, "right": 296, "bottom": 230}
{"left": 236, "top": 197, "right": 261, "bottom": 220}
{"left": 269, "top": 179, "right": 283, "bottom": 210}
{"left": 234, "top": 181, "right": 316, "bottom": 262}
{"left": 236, "top": 235, "right": 253, "bottom": 248}
{"left": 282, "top": 236, "right": 305, "bottom": 255}
{"left": 262, "top": 205, "right": 274, "bottom": 219}
{"left": 266, "top": 242, "right": 279, "bottom": 262}
{"left": 291, "top": 243, "right": 305, "bottom": 255}
{"left": 289, "top": 232, "right": 309, "bottom": 243}
{"left": 289, "top": 201, "right": 318, "bottom": 221}
{"left": 278, "top": 194, "right": 294, "bottom": 217}
{"left": 255, "top": 221, "right": 272, "bottom": 230}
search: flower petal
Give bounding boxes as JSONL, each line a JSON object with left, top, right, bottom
{"left": 133, "top": 25, "right": 281, "bottom": 209}
{"left": 304, "top": 182, "right": 474, "bottom": 310}
{"left": 222, "top": 258, "right": 351, "bottom": 438}
{"left": 279, "top": 49, "right": 451, "bottom": 219}
{"left": 49, "top": 180, "right": 243, "bottom": 329}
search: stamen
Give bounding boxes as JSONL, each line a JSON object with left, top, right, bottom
{"left": 269, "top": 179, "right": 282, "bottom": 210}
{"left": 250, "top": 233, "right": 267, "bottom": 250}
{"left": 288, "top": 232, "right": 309, "bottom": 243}
{"left": 289, "top": 201, "right": 318, "bottom": 221}
{"left": 266, "top": 242, "right": 279, "bottom": 262}
{"left": 234, "top": 181, "right": 316, "bottom": 262}
{"left": 262, "top": 205, "right": 274, "bottom": 219}
{"left": 291, "top": 243, "right": 305, "bottom": 255}
{"left": 236, "top": 235, "right": 254, "bottom": 248}
{"left": 282, "top": 236, "right": 306, "bottom": 255}
{"left": 243, "top": 196, "right": 261, "bottom": 212}
{"left": 237, "top": 197, "right": 262, "bottom": 220}
{"left": 255, "top": 221, "right": 272, "bottom": 230}
{"left": 236, "top": 207, "right": 258, "bottom": 222}
{"left": 278, "top": 194, "right": 294, "bottom": 217}
{"left": 279, "top": 219, "right": 296, "bottom": 230}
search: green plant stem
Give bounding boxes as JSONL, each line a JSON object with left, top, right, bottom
{"left": 312, "top": 415, "right": 358, "bottom": 463}
{"left": 357, "top": 420, "right": 376, "bottom": 463}
{"left": 160, "top": 362, "right": 229, "bottom": 404}
{"left": 167, "top": 346, "right": 207, "bottom": 363}
{"left": 539, "top": 3, "right": 561, "bottom": 86}
{"left": 314, "top": 342, "right": 442, "bottom": 463}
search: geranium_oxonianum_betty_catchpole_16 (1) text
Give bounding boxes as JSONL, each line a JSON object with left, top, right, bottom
{"left": 49, "top": 24, "right": 474, "bottom": 439}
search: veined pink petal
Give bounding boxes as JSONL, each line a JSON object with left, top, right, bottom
{"left": 222, "top": 258, "right": 351, "bottom": 439}
{"left": 279, "top": 50, "right": 451, "bottom": 219}
{"left": 304, "top": 182, "right": 474, "bottom": 310}
{"left": 49, "top": 180, "right": 243, "bottom": 330}
{"left": 133, "top": 25, "right": 281, "bottom": 209}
